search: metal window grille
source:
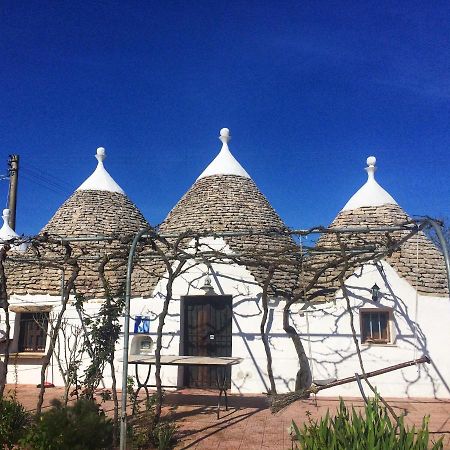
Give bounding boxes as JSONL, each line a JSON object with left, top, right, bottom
{"left": 18, "top": 312, "right": 49, "bottom": 352}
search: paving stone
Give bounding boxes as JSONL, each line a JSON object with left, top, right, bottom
{"left": 6, "top": 385, "right": 450, "bottom": 449}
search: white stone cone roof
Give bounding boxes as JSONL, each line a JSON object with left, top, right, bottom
{"left": 197, "top": 128, "right": 250, "bottom": 180}
{"left": 6, "top": 148, "right": 149, "bottom": 299}
{"left": 314, "top": 156, "right": 448, "bottom": 297}
{"left": 152, "top": 128, "right": 298, "bottom": 296}
{"left": 342, "top": 156, "right": 397, "bottom": 211}
{"left": 43, "top": 147, "right": 146, "bottom": 236}
{"left": 0, "top": 209, "right": 27, "bottom": 252}
{"left": 77, "top": 147, "right": 125, "bottom": 194}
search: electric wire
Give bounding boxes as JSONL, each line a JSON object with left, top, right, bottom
{"left": 21, "top": 163, "right": 73, "bottom": 196}
{"left": 21, "top": 172, "right": 66, "bottom": 196}
{"left": 22, "top": 163, "right": 73, "bottom": 191}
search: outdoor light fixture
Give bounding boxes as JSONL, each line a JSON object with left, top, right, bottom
{"left": 200, "top": 273, "right": 216, "bottom": 295}
{"left": 371, "top": 283, "right": 380, "bottom": 302}
{"left": 267, "top": 297, "right": 281, "bottom": 309}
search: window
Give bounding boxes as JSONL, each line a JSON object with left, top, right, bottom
{"left": 360, "top": 309, "right": 391, "bottom": 344}
{"left": 18, "top": 312, "right": 49, "bottom": 352}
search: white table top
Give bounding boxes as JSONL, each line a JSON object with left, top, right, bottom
{"left": 127, "top": 355, "right": 243, "bottom": 366}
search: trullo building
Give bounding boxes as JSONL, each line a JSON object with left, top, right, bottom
{"left": 2, "top": 147, "right": 148, "bottom": 385}
{"left": 129, "top": 128, "right": 304, "bottom": 394}
{"left": 1, "top": 134, "right": 448, "bottom": 400}
{"left": 304, "top": 156, "right": 449, "bottom": 398}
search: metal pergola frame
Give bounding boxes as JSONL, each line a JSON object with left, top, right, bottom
{"left": 3, "top": 219, "right": 448, "bottom": 450}
{"left": 117, "top": 218, "right": 450, "bottom": 450}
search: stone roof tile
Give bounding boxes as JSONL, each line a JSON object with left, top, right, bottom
{"left": 7, "top": 190, "right": 150, "bottom": 299}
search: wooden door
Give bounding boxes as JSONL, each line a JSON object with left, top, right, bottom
{"left": 183, "top": 295, "right": 232, "bottom": 388}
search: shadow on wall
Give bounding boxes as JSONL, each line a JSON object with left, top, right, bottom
{"left": 301, "top": 265, "right": 449, "bottom": 398}
{"left": 148, "top": 260, "right": 449, "bottom": 398}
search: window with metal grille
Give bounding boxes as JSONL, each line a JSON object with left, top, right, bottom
{"left": 18, "top": 312, "right": 49, "bottom": 352}
{"left": 360, "top": 309, "right": 391, "bottom": 344}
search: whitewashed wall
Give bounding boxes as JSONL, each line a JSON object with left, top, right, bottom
{"left": 1, "top": 241, "right": 449, "bottom": 399}
{"left": 127, "top": 238, "right": 450, "bottom": 398}
{"left": 0, "top": 295, "right": 110, "bottom": 387}
{"left": 300, "top": 261, "right": 450, "bottom": 398}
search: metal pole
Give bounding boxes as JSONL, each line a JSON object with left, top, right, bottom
{"left": 7, "top": 155, "right": 19, "bottom": 230}
{"left": 120, "top": 227, "right": 151, "bottom": 450}
{"left": 313, "top": 356, "right": 430, "bottom": 393}
{"left": 426, "top": 219, "right": 450, "bottom": 291}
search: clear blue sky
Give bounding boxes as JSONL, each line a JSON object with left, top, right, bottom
{"left": 1, "top": 1, "right": 449, "bottom": 235}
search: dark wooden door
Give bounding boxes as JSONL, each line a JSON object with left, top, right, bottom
{"left": 183, "top": 295, "right": 232, "bottom": 388}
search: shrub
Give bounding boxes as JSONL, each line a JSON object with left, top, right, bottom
{"left": 153, "top": 421, "right": 177, "bottom": 450}
{"left": 0, "top": 396, "right": 31, "bottom": 449}
{"left": 291, "top": 397, "right": 444, "bottom": 450}
{"left": 21, "top": 398, "right": 113, "bottom": 450}
{"left": 127, "top": 388, "right": 177, "bottom": 450}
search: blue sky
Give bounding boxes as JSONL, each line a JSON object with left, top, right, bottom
{"left": 1, "top": 1, "right": 449, "bottom": 235}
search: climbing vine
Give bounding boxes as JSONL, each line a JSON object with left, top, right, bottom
{"left": 0, "top": 216, "right": 447, "bottom": 445}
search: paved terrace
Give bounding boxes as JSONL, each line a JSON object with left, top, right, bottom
{"left": 5, "top": 385, "right": 450, "bottom": 449}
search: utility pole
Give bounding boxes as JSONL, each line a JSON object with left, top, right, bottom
{"left": 7, "top": 155, "right": 19, "bottom": 230}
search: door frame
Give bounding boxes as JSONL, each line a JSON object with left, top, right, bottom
{"left": 180, "top": 295, "right": 233, "bottom": 388}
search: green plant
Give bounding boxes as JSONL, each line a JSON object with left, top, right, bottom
{"left": 0, "top": 396, "right": 31, "bottom": 449}
{"left": 77, "top": 292, "right": 124, "bottom": 398}
{"left": 21, "top": 398, "right": 113, "bottom": 450}
{"left": 291, "top": 397, "right": 444, "bottom": 450}
{"left": 128, "top": 391, "right": 177, "bottom": 450}
{"left": 127, "top": 375, "right": 139, "bottom": 414}
{"left": 154, "top": 420, "right": 177, "bottom": 450}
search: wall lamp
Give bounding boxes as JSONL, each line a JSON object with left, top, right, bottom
{"left": 371, "top": 283, "right": 380, "bottom": 302}
{"left": 200, "top": 272, "right": 216, "bottom": 295}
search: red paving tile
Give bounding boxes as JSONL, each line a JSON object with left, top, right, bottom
{"left": 4, "top": 385, "right": 450, "bottom": 449}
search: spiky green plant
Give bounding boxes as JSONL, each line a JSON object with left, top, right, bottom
{"left": 291, "top": 397, "right": 443, "bottom": 450}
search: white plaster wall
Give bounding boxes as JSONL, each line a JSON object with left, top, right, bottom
{"left": 131, "top": 247, "right": 450, "bottom": 398}
{"left": 301, "top": 261, "right": 450, "bottom": 399}
{"left": 0, "top": 294, "right": 115, "bottom": 387}
{"left": 123, "top": 237, "right": 304, "bottom": 394}
{"left": 2, "top": 246, "right": 449, "bottom": 400}
{"left": 126, "top": 237, "right": 302, "bottom": 394}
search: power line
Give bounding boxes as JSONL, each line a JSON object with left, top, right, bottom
{"left": 21, "top": 162, "right": 73, "bottom": 195}
{"left": 21, "top": 172, "right": 67, "bottom": 196}
{"left": 23, "top": 164, "right": 73, "bottom": 190}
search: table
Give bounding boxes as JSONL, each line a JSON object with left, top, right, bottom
{"left": 127, "top": 355, "right": 243, "bottom": 418}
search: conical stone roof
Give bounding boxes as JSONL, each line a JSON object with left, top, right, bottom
{"left": 148, "top": 129, "right": 298, "bottom": 296}
{"left": 314, "top": 157, "right": 448, "bottom": 298}
{"left": 41, "top": 190, "right": 147, "bottom": 237}
{"left": 0, "top": 209, "right": 27, "bottom": 252}
{"left": 7, "top": 148, "right": 149, "bottom": 299}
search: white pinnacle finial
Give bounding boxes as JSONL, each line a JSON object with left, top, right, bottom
{"left": 341, "top": 155, "right": 397, "bottom": 211}
{"left": 0, "top": 208, "right": 27, "bottom": 251}
{"left": 96, "top": 147, "right": 106, "bottom": 163}
{"left": 197, "top": 128, "right": 250, "bottom": 180}
{"left": 219, "top": 128, "right": 231, "bottom": 145}
{"left": 366, "top": 156, "right": 376, "bottom": 166}
{"left": 365, "top": 155, "right": 377, "bottom": 180}
{"left": 2, "top": 209, "right": 10, "bottom": 222}
{"left": 76, "top": 146, "right": 125, "bottom": 194}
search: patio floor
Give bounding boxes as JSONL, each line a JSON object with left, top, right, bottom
{"left": 5, "top": 385, "right": 450, "bottom": 449}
